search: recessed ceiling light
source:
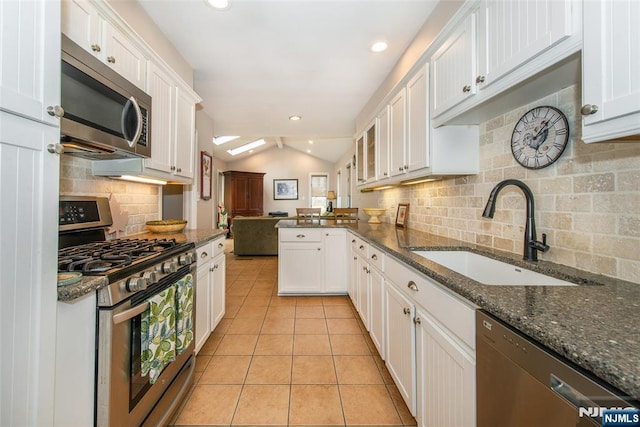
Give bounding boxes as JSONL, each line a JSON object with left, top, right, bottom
{"left": 213, "top": 135, "right": 239, "bottom": 145}
{"left": 307, "top": 149, "right": 311, "bottom": 153}
{"left": 205, "top": 0, "right": 229, "bottom": 10}
{"left": 370, "top": 41, "right": 388, "bottom": 53}
{"left": 289, "top": 115, "right": 302, "bottom": 121}
{"left": 227, "top": 139, "right": 265, "bottom": 156}
{"left": 308, "top": 140, "right": 314, "bottom": 144}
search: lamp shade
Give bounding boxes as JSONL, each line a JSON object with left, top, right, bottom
{"left": 327, "top": 190, "right": 337, "bottom": 200}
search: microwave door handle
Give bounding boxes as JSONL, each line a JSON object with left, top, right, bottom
{"left": 112, "top": 302, "right": 149, "bottom": 325}
{"left": 121, "top": 96, "right": 143, "bottom": 148}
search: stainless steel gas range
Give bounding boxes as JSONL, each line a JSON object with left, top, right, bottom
{"left": 58, "top": 196, "right": 197, "bottom": 426}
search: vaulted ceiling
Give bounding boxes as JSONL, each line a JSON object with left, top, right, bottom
{"left": 138, "top": 0, "right": 439, "bottom": 163}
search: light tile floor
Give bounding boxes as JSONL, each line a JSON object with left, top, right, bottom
{"left": 171, "top": 242, "right": 416, "bottom": 426}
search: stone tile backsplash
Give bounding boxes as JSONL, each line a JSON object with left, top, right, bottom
{"left": 375, "top": 85, "right": 640, "bottom": 283}
{"left": 59, "top": 156, "right": 160, "bottom": 237}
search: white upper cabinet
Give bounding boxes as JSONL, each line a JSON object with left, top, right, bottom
{"left": 174, "top": 87, "right": 197, "bottom": 179}
{"left": 389, "top": 88, "right": 407, "bottom": 177}
{"left": 581, "top": 0, "right": 640, "bottom": 143}
{"left": 61, "top": 0, "right": 147, "bottom": 91}
{"left": 365, "top": 120, "right": 376, "bottom": 183}
{"left": 145, "top": 62, "right": 174, "bottom": 174}
{"left": 355, "top": 134, "right": 365, "bottom": 184}
{"left": 477, "top": 0, "right": 572, "bottom": 90}
{"left": 406, "top": 65, "right": 429, "bottom": 172}
{"left": 1, "top": 0, "right": 61, "bottom": 125}
{"left": 431, "top": 13, "right": 477, "bottom": 118}
{"left": 376, "top": 105, "right": 390, "bottom": 180}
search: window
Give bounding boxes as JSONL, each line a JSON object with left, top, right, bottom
{"left": 310, "top": 173, "right": 328, "bottom": 212}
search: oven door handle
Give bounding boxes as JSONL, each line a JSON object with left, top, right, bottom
{"left": 113, "top": 302, "right": 150, "bottom": 325}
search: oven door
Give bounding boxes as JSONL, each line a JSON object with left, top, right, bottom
{"left": 96, "top": 264, "right": 196, "bottom": 427}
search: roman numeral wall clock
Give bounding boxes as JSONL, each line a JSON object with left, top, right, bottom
{"left": 511, "top": 106, "right": 569, "bottom": 169}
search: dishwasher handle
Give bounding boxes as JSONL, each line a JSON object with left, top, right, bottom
{"left": 550, "top": 374, "right": 598, "bottom": 412}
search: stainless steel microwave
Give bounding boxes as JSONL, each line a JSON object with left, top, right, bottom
{"left": 60, "top": 34, "right": 151, "bottom": 159}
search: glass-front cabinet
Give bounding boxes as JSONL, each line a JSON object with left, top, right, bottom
{"left": 366, "top": 121, "right": 376, "bottom": 183}
{"left": 356, "top": 135, "right": 365, "bottom": 184}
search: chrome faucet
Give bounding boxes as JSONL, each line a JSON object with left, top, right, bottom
{"left": 482, "top": 179, "right": 549, "bottom": 262}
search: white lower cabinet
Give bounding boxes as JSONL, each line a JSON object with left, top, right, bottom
{"left": 368, "top": 265, "right": 385, "bottom": 359}
{"left": 384, "top": 281, "right": 417, "bottom": 416}
{"left": 416, "top": 309, "right": 475, "bottom": 427}
{"left": 195, "top": 237, "right": 226, "bottom": 354}
{"left": 278, "top": 228, "right": 347, "bottom": 294}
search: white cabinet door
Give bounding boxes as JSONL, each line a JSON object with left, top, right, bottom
{"left": 102, "top": 20, "right": 147, "bottom": 90}
{"left": 431, "top": 13, "right": 477, "bottom": 118}
{"left": 60, "top": 0, "right": 100, "bottom": 56}
{"left": 477, "top": 0, "right": 572, "bottom": 89}
{"left": 1, "top": 0, "right": 60, "bottom": 125}
{"left": 416, "top": 309, "right": 475, "bottom": 427}
{"left": 174, "top": 88, "right": 196, "bottom": 179}
{"left": 348, "top": 237, "right": 359, "bottom": 306}
{"left": 278, "top": 243, "right": 323, "bottom": 294}
{"left": 195, "top": 262, "right": 212, "bottom": 354}
{"left": 582, "top": 0, "right": 640, "bottom": 143}
{"left": 384, "top": 282, "right": 416, "bottom": 415}
{"left": 356, "top": 255, "right": 370, "bottom": 329}
{"left": 0, "top": 1, "right": 60, "bottom": 424}
{"left": 369, "top": 266, "right": 385, "bottom": 359}
{"left": 323, "top": 229, "right": 348, "bottom": 293}
{"left": 406, "top": 64, "right": 429, "bottom": 172}
{"left": 376, "top": 105, "right": 390, "bottom": 180}
{"left": 355, "top": 134, "right": 365, "bottom": 184}
{"left": 211, "top": 253, "right": 226, "bottom": 330}
{"left": 389, "top": 88, "right": 406, "bottom": 177}
{"left": 365, "top": 120, "right": 376, "bottom": 183}
{"left": 145, "top": 62, "right": 174, "bottom": 174}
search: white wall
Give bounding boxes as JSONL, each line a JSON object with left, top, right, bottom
{"left": 225, "top": 146, "right": 335, "bottom": 216}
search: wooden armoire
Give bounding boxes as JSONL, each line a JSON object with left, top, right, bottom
{"left": 223, "top": 171, "right": 266, "bottom": 226}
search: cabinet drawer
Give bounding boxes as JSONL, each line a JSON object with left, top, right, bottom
{"left": 197, "top": 242, "right": 214, "bottom": 265}
{"left": 279, "top": 228, "right": 322, "bottom": 242}
{"left": 351, "top": 235, "right": 369, "bottom": 257}
{"left": 367, "top": 245, "right": 385, "bottom": 272}
{"left": 386, "top": 255, "right": 476, "bottom": 349}
{"left": 212, "top": 237, "right": 226, "bottom": 257}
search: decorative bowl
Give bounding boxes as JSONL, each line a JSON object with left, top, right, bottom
{"left": 146, "top": 219, "right": 187, "bottom": 233}
{"left": 362, "top": 208, "right": 386, "bottom": 224}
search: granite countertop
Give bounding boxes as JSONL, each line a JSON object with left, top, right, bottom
{"left": 277, "top": 219, "right": 640, "bottom": 401}
{"left": 57, "top": 228, "right": 226, "bottom": 302}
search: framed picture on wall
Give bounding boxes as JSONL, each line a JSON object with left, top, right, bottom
{"left": 273, "top": 179, "right": 298, "bottom": 200}
{"left": 200, "top": 151, "right": 212, "bottom": 200}
{"left": 396, "top": 203, "right": 409, "bottom": 228}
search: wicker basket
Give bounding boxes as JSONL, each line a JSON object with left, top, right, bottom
{"left": 146, "top": 219, "right": 187, "bottom": 233}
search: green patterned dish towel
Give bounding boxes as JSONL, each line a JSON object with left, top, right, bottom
{"left": 175, "top": 274, "right": 194, "bottom": 354}
{"left": 141, "top": 285, "right": 177, "bottom": 384}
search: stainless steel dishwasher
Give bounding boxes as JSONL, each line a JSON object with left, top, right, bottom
{"left": 476, "top": 310, "right": 639, "bottom": 427}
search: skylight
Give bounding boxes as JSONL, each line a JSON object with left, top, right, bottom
{"left": 227, "top": 139, "right": 266, "bottom": 156}
{"left": 213, "top": 135, "right": 239, "bottom": 145}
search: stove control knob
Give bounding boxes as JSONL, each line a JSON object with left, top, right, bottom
{"left": 142, "top": 270, "right": 158, "bottom": 285}
{"left": 126, "top": 276, "right": 148, "bottom": 292}
{"left": 162, "top": 261, "right": 178, "bottom": 274}
{"left": 179, "top": 253, "right": 194, "bottom": 266}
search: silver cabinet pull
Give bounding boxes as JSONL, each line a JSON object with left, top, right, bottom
{"left": 403, "top": 307, "right": 411, "bottom": 315}
{"left": 581, "top": 104, "right": 599, "bottom": 115}
{"left": 200, "top": 251, "right": 208, "bottom": 258}
{"left": 407, "top": 281, "right": 418, "bottom": 291}
{"left": 107, "top": 56, "right": 116, "bottom": 63}
{"left": 176, "top": 167, "right": 182, "bottom": 172}
{"left": 359, "top": 245, "right": 365, "bottom": 250}
{"left": 371, "top": 254, "right": 378, "bottom": 260}
{"left": 476, "top": 75, "right": 485, "bottom": 84}
{"left": 413, "top": 317, "right": 422, "bottom": 325}
{"left": 91, "top": 44, "right": 101, "bottom": 52}
{"left": 47, "top": 105, "right": 64, "bottom": 117}
{"left": 296, "top": 234, "right": 305, "bottom": 238}
{"left": 218, "top": 242, "right": 224, "bottom": 248}
{"left": 47, "top": 143, "right": 64, "bottom": 155}
{"left": 462, "top": 85, "right": 471, "bottom": 93}
{"left": 352, "top": 239, "right": 356, "bottom": 243}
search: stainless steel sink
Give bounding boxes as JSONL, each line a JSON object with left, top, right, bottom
{"left": 412, "top": 250, "right": 576, "bottom": 286}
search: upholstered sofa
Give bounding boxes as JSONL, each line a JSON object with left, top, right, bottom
{"left": 231, "top": 216, "right": 295, "bottom": 256}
